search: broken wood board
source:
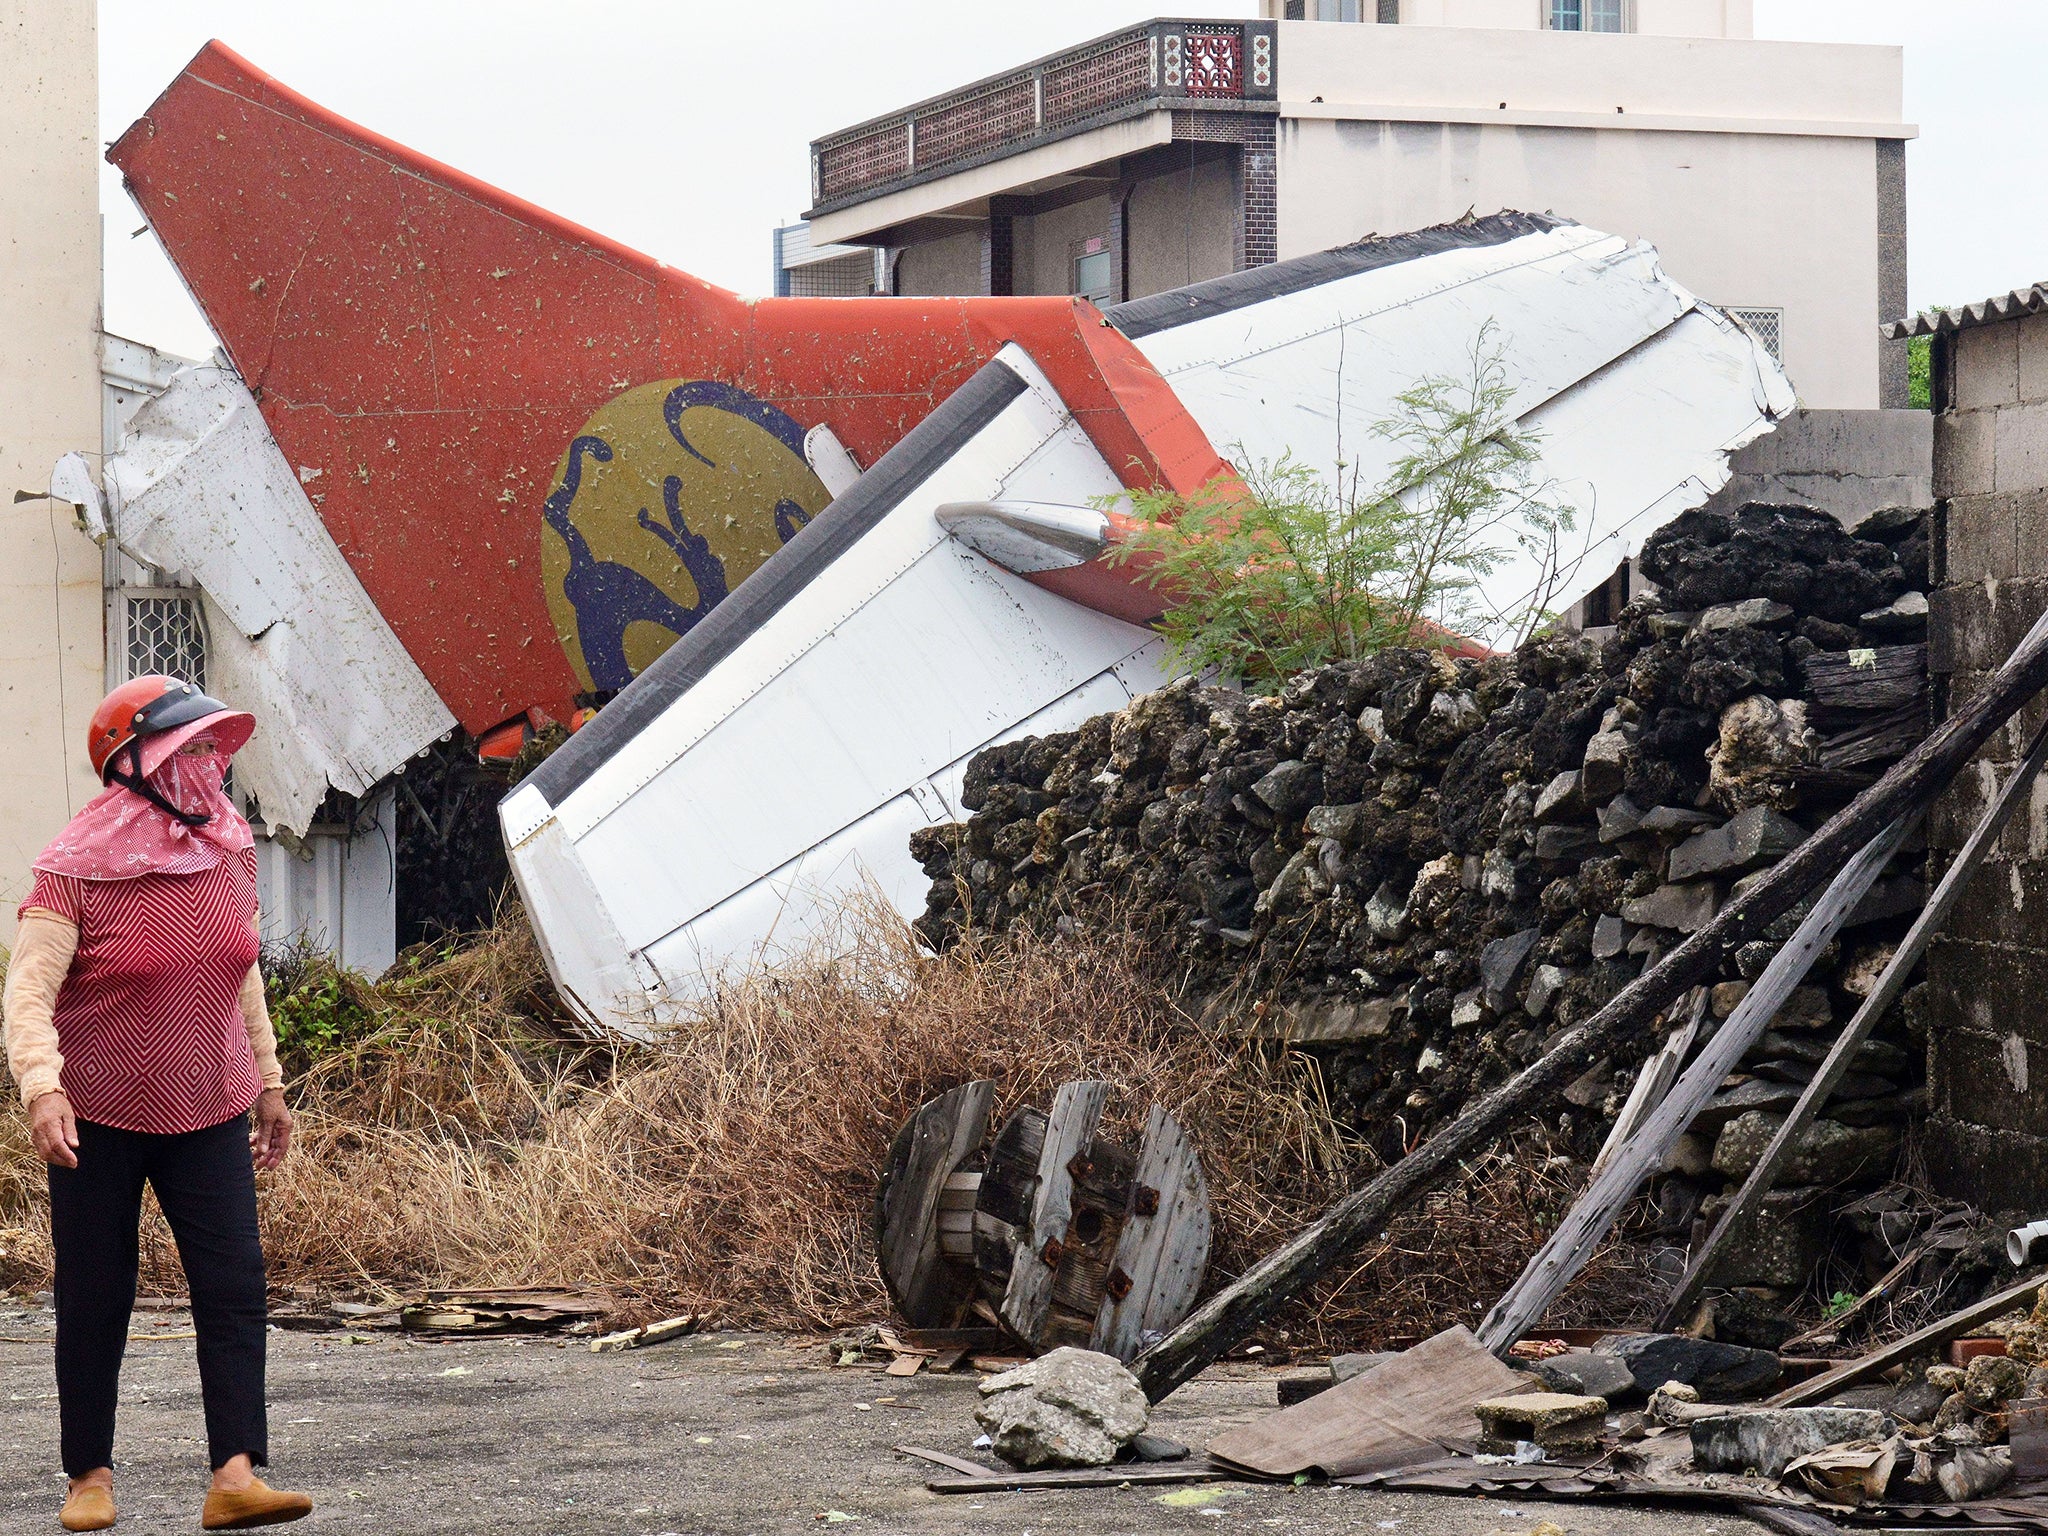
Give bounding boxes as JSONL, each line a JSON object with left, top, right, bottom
{"left": 1207, "top": 1326, "right": 1529, "bottom": 1480}
{"left": 923, "top": 1462, "right": 1229, "bottom": 1494}
{"left": 1091, "top": 1103, "right": 1212, "bottom": 1361}
{"left": 588, "top": 1314, "right": 696, "bottom": 1353}
{"left": 1481, "top": 815, "right": 1913, "bottom": 1354}
{"left": 999, "top": 1079, "right": 1108, "bottom": 1348}
{"left": 1770, "top": 1274, "right": 2045, "bottom": 1408}
{"left": 399, "top": 1287, "right": 608, "bottom": 1335}
{"left": 1659, "top": 718, "right": 2048, "bottom": 1329}
{"left": 873, "top": 1079, "right": 995, "bottom": 1328}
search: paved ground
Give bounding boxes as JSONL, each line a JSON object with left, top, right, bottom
{"left": 0, "top": 1305, "right": 1770, "bottom": 1535}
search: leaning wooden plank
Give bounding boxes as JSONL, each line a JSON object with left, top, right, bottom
{"left": 1477, "top": 816, "right": 1911, "bottom": 1355}
{"left": 1130, "top": 602, "right": 2048, "bottom": 1404}
{"left": 1659, "top": 718, "right": 2048, "bottom": 1330}
{"left": 1768, "top": 1274, "right": 2046, "bottom": 1408}
{"left": 1586, "top": 993, "right": 1702, "bottom": 1185}
{"left": 1207, "top": 1326, "right": 1527, "bottom": 1480}
{"left": 925, "top": 1463, "right": 1228, "bottom": 1493}
{"left": 1000, "top": 1080, "right": 1108, "bottom": 1346}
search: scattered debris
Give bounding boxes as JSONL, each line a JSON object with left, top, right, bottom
{"left": 1473, "top": 1392, "right": 1607, "bottom": 1456}
{"left": 397, "top": 1288, "right": 610, "bottom": 1337}
{"left": 588, "top": 1315, "right": 697, "bottom": 1353}
{"left": 1690, "top": 1407, "right": 1888, "bottom": 1477}
{"left": 973, "top": 1347, "right": 1151, "bottom": 1469}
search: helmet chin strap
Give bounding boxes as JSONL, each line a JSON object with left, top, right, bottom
{"left": 106, "top": 737, "right": 213, "bottom": 828}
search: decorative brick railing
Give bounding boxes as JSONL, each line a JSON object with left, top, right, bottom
{"left": 809, "top": 19, "right": 1277, "bottom": 214}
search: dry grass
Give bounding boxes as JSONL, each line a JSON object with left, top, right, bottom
{"left": 0, "top": 902, "right": 1657, "bottom": 1352}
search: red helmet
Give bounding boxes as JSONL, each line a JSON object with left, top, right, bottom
{"left": 85, "top": 675, "right": 251, "bottom": 782}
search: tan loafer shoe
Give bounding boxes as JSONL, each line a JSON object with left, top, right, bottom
{"left": 200, "top": 1479, "right": 313, "bottom": 1530}
{"left": 59, "top": 1484, "right": 115, "bottom": 1531}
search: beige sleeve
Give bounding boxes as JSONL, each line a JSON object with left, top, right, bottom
{"left": 3, "top": 911, "right": 79, "bottom": 1106}
{"left": 241, "top": 918, "right": 282, "bottom": 1090}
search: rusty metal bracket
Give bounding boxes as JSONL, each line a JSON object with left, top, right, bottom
{"left": 1134, "top": 1185, "right": 1161, "bottom": 1218}
{"left": 1040, "top": 1236, "right": 1065, "bottom": 1268}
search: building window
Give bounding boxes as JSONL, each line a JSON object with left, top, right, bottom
{"left": 1073, "top": 240, "right": 1114, "bottom": 305}
{"left": 1729, "top": 307, "right": 1785, "bottom": 364}
{"left": 122, "top": 591, "right": 207, "bottom": 687}
{"left": 1549, "top": 0, "right": 1629, "bottom": 30}
{"left": 1378, "top": 0, "right": 1400, "bottom": 19}
{"left": 1313, "top": 0, "right": 1364, "bottom": 19}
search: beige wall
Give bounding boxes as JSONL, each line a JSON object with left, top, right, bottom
{"left": 1126, "top": 157, "right": 1239, "bottom": 300}
{"left": 894, "top": 229, "right": 983, "bottom": 296}
{"left": 0, "top": 0, "right": 103, "bottom": 939}
{"left": 1277, "top": 115, "right": 1884, "bottom": 408}
{"left": 1278, "top": 20, "right": 1899, "bottom": 127}
{"left": 1024, "top": 195, "right": 1113, "bottom": 298}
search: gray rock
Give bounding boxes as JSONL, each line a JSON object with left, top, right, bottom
{"left": 1480, "top": 848, "right": 1519, "bottom": 900}
{"left": 1303, "top": 803, "right": 1361, "bottom": 842}
{"left": 1637, "top": 805, "right": 1720, "bottom": 836}
{"left": 1692, "top": 1077, "right": 1803, "bottom": 1134}
{"left": 1861, "top": 589, "right": 1929, "bottom": 634}
{"left": 1533, "top": 771, "right": 1587, "bottom": 825}
{"left": 1710, "top": 980, "right": 1750, "bottom": 1018}
{"left": 1667, "top": 805, "right": 1808, "bottom": 882}
{"left": 1582, "top": 730, "right": 1631, "bottom": 801}
{"left": 1598, "top": 1333, "right": 1781, "bottom": 1399}
{"left": 1849, "top": 875, "right": 1925, "bottom": 927}
{"left": 1535, "top": 824, "right": 1601, "bottom": 862}
{"left": 1479, "top": 928, "right": 1542, "bottom": 1013}
{"left": 976, "top": 1347, "right": 1150, "bottom": 1469}
{"left": 1598, "top": 794, "right": 1646, "bottom": 843}
{"left": 1365, "top": 881, "right": 1411, "bottom": 942}
{"left": 1690, "top": 1407, "right": 1888, "bottom": 1477}
{"left": 1533, "top": 1350, "right": 1638, "bottom": 1402}
{"left": 1414, "top": 688, "right": 1484, "bottom": 751}
{"left": 1621, "top": 881, "right": 1720, "bottom": 933}
{"left": 1450, "top": 988, "right": 1486, "bottom": 1029}
{"left": 1525, "top": 963, "right": 1570, "bottom": 1020}
{"left": 1709, "top": 1110, "right": 1901, "bottom": 1186}
{"left": 1887, "top": 1378, "right": 1949, "bottom": 1428}
{"left": 1356, "top": 706, "right": 1386, "bottom": 744}
{"left": 1591, "top": 914, "right": 1632, "bottom": 960}
{"left": 1696, "top": 598, "right": 1796, "bottom": 633}
{"left": 1701, "top": 1187, "right": 1832, "bottom": 1288}
{"left": 1252, "top": 760, "right": 1323, "bottom": 821}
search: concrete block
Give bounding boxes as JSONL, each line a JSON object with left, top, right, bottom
{"left": 1931, "top": 1024, "right": 2048, "bottom": 1137}
{"left": 1474, "top": 1393, "right": 1607, "bottom": 1454}
{"left": 1946, "top": 492, "right": 2022, "bottom": 583}
{"left": 2019, "top": 313, "right": 2048, "bottom": 405}
{"left": 1997, "top": 400, "right": 2048, "bottom": 494}
{"left": 1927, "top": 940, "right": 2048, "bottom": 1045}
{"left": 1941, "top": 862, "right": 2048, "bottom": 946}
{"left": 1957, "top": 322, "right": 2021, "bottom": 411}
{"left": 1923, "top": 1113, "right": 2048, "bottom": 1209}
{"left": 1936, "top": 409, "right": 1996, "bottom": 500}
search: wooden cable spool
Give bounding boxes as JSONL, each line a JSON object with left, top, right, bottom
{"left": 873, "top": 1078, "right": 1211, "bottom": 1361}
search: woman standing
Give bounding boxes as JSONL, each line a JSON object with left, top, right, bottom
{"left": 3, "top": 678, "right": 314, "bottom": 1531}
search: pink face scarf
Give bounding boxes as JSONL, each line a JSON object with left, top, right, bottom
{"left": 34, "top": 718, "right": 256, "bottom": 882}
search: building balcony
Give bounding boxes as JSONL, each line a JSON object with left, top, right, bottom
{"left": 807, "top": 19, "right": 1277, "bottom": 220}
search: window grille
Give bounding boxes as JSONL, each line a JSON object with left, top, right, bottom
{"left": 1729, "top": 307, "right": 1785, "bottom": 364}
{"left": 785, "top": 252, "right": 876, "bottom": 298}
{"left": 1378, "top": 0, "right": 1400, "bottom": 19}
{"left": 123, "top": 592, "right": 207, "bottom": 688}
{"left": 1549, "top": 0, "right": 1628, "bottom": 30}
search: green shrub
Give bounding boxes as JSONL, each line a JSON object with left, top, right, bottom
{"left": 1104, "top": 325, "right": 1576, "bottom": 690}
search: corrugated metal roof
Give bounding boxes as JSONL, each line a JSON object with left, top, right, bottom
{"left": 1884, "top": 285, "right": 2048, "bottom": 340}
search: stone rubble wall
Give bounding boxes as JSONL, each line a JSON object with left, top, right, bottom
{"left": 913, "top": 504, "right": 1934, "bottom": 1292}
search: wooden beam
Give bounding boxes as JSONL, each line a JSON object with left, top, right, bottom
{"left": 1128, "top": 604, "right": 2048, "bottom": 1404}
{"left": 1767, "top": 1274, "right": 2046, "bottom": 1409}
{"left": 1657, "top": 716, "right": 2048, "bottom": 1330}
{"left": 1477, "top": 816, "right": 1911, "bottom": 1355}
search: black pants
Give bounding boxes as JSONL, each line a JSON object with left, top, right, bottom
{"left": 47, "top": 1113, "right": 268, "bottom": 1476}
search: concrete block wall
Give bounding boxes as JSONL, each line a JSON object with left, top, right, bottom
{"left": 1924, "top": 311, "right": 2048, "bottom": 1210}
{"left": 1705, "top": 407, "right": 1931, "bottom": 529}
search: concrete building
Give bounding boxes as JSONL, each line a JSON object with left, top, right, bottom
{"left": 1, "top": 0, "right": 104, "bottom": 944}
{"left": 1895, "top": 289, "right": 2048, "bottom": 1207}
{"left": 804, "top": 4, "right": 1912, "bottom": 408}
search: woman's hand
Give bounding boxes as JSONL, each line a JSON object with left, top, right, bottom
{"left": 30, "top": 1092, "right": 79, "bottom": 1169}
{"left": 251, "top": 1088, "right": 293, "bottom": 1171}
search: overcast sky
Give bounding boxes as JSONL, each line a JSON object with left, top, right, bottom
{"left": 99, "top": 0, "right": 2048, "bottom": 362}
